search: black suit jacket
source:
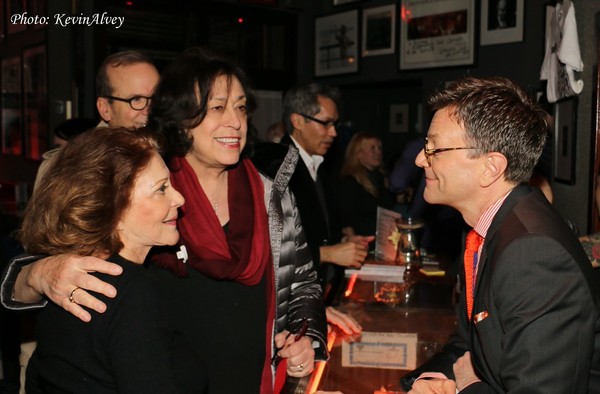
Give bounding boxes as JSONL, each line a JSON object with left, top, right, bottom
{"left": 402, "top": 185, "right": 600, "bottom": 393}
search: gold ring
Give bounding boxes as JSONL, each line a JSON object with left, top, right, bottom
{"left": 68, "top": 287, "right": 81, "bottom": 303}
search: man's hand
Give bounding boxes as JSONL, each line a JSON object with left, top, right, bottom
{"left": 20, "top": 254, "right": 122, "bottom": 322}
{"left": 408, "top": 379, "right": 456, "bottom": 394}
{"left": 320, "top": 236, "right": 374, "bottom": 268}
{"left": 326, "top": 306, "right": 362, "bottom": 335}
{"left": 453, "top": 351, "right": 480, "bottom": 391}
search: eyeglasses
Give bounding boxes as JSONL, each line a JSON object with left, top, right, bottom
{"left": 103, "top": 95, "right": 152, "bottom": 111}
{"left": 299, "top": 113, "right": 340, "bottom": 129}
{"left": 423, "top": 137, "right": 477, "bottom": 165}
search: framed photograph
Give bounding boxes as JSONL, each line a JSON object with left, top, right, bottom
{"left": 23, "top": 45, "right": 47, "bottom": 159}
{"left": 480, "top": 0, "right": 524, "bottom": 45}
{"left": 6, "top": 0, "right": 26, "bottom": 35}
{"left": 553, "top": 98, "right": 577, "bottom": 184}
{"left": 2, "top": 56, "right": 22, "bottom": 155}
{"left": 399, "top": 0, "right": 475, "bottom": 70}
{"left": 315, "top": 10, "right": 359, "bottom": 77}
{"left": 333, "top": 0, "right": 361, "bottom": 5}
{"left": 362, "top": 4, "right": 396, "bottom": 57}
{"left": 389, "top": 104, "right": 409, "bottom": 133}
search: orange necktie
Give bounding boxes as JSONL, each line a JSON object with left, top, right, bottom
{"left": 464, "top": 230, "right": 484, "bottom": 318}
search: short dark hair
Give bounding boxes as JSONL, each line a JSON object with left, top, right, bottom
{"left": 20, "top": 127, "right": 160, "bottom": 256}
{"left": 96, "top": 50, "right": 154, "bottom": 98}
{"left": 429, "top": 76, "right": 548, "bottom": 184}
{"left": 282, "top": 83, "right": 341, "bottom": 134}
{"left": 148, "top": 46, "right": 252, "bottom": 161}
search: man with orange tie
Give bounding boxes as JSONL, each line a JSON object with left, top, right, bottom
{"left": 401, "top": 77, "right": 599, "bottom": 393}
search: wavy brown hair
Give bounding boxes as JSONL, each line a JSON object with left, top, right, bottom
{"left": 19, "top": 127, "right": 159, "bottom": 257}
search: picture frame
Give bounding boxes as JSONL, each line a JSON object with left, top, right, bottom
{"left": 333, "top": 0, "right": 361, "bottom": 5}
{"left": 315, "top": 10, "right": 359, "bottom": 77}
{"left": 362, "top": 4, "right": 396, "bottom": 57}
{"left": 6, "top": 0, "right": 26, "bottom": 35}
{"left": 553, "top": 98, "right": 577, "bottom": 185}
{"left": 399, "top": 0, "right": 475, "bottom": 70}
{"left": 480, "top": 0, "right": 524, "bottom": 45}
{"left": 389, "top": 104, "right": 409, "bottom": 133}
{"left": 23, "top": 45, "right": 47, "bottom": 160}
{"left": 2, "top": 56, "right": 22, "bottom": 155}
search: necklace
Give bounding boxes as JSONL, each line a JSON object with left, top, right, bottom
{"left": 209, "top": 177, "right": 226, "bottom": 214}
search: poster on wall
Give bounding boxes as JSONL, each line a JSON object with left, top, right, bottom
{"left": 399, "top": 0, "right": 475, "bottom": 70}
{"left": 315, "top": 10, "right": 359, "bottom": 76}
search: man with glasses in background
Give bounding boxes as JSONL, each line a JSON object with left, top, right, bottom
{"left": 95, "top": 50, "right": 158, "bottom": 129}
{"left": 402, "top": 76, "right": 599, "bottom": 393}
{"left": 254, "top": 82, "right": 370, "bottom": 334}
{"left": 36, "top": 50, "right": 159, "bottom": 185}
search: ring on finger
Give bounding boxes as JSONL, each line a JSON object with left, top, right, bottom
{"left": 296, "top": 363, "right": 304, "bottom": 372}
{"left": 69, "top": 287, "right": 81, "bottom": 303}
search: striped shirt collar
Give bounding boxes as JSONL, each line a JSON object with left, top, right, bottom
{"left": 473, "top": 189, "right": 514, "bottom": 239}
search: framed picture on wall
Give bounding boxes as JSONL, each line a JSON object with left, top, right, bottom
{"left": 315, "top": 10, "right": 359, "bottom": 77}
{"left": 553, "top": 98, "right": 577, "bottom": 184}
{"left": 399, "top": 0, "right": 475, "bottom": 70}
{"left": 389, "top": 104, "right": 409, "bottom": 133}
{"left": 480, "top": 0, "right": 524, "bottom": 45}
{"left": 6, "top": 0, "right": 26, "bottom": 35}
{"left": 23, "top": 45, "right": 47, "bottom": 160}
{"left": 2, "top": 56, "right": 22, "bottom": 155}
{"left": 362, "top": 4, "right": 396, "bottom": 57}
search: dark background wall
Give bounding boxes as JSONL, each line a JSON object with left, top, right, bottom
{"left": 2, "top": 0, "right": 600, "bottom": 233}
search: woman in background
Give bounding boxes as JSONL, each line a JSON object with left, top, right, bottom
{"left": 339, "top": 132, "right": 394, "bottom": 239}
{"left": 20, "top": 127, "right": 205, "bottom": 393}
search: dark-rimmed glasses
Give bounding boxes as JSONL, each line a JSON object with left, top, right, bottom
{"left": 299, "top": 113, "right": 340, "bottom": 129}
{"left": 103, "top": 95, "right": 152, "bottom": 111}
{"left": 423, "top": 137, "right": 477, "bottom": 165}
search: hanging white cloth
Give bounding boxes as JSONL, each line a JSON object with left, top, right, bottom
{"left": 540, "top": 0, "right": 584, "bottom": 103}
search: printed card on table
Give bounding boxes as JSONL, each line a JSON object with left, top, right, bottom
{"left": 374, "top": 207, "right": 402, "bottom": 261}
{"left": 342, "top": 332, "right": 417, "bottom": 370}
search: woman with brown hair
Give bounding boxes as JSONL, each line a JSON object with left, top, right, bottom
{"left": 20, "top": 127, "right": 205, "bottom": 393}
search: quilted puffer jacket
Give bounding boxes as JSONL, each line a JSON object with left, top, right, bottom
{"left": 255, "top": 143, "right": 328, "bottom": 365}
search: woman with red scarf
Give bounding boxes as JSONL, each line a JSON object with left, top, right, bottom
{"left": 147, "top": 47, "right": 328, "bottom": 392}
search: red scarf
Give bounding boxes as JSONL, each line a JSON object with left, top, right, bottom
{"left": 154, "top": 156, "right": 275, "bottom": 393}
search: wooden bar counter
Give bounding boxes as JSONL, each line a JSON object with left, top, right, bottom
{"left": 309, "top": 264, "right": 458, "bottom": 394}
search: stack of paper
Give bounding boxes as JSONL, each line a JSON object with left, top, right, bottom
{"left": 345, "top": 263, "right": 406, "bottom": 283}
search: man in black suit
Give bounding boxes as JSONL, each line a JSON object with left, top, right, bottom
{"left": 254, "top": 83, "right": 372, "bottom": 333}
{"left": 402, "top": 77, "right": 599, "bottom": 393}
